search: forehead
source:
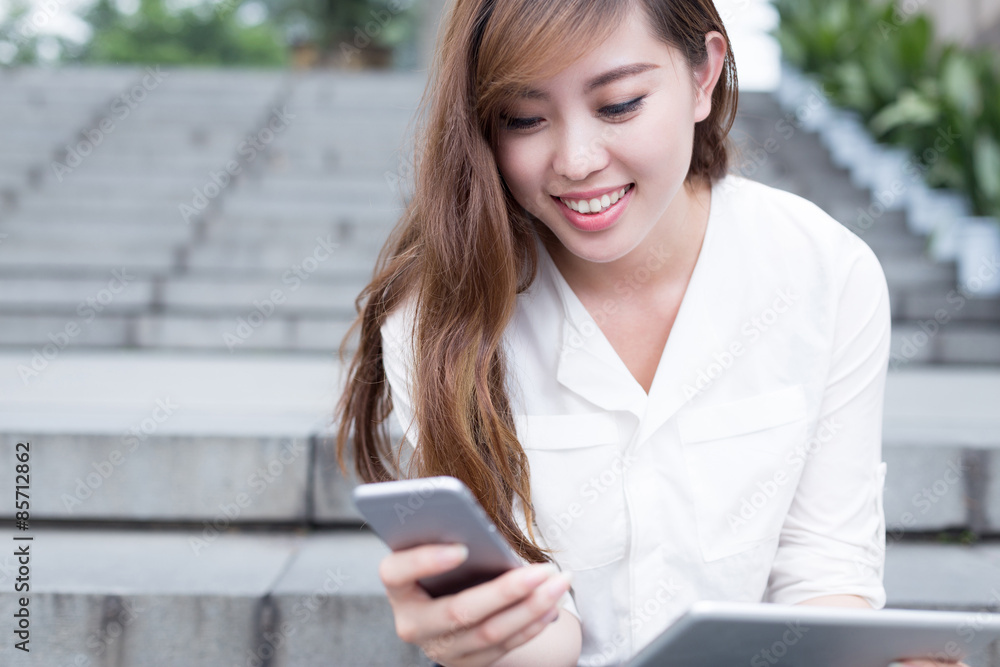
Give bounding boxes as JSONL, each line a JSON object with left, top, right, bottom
{"left": 506, "top": 8, "right": 681, "bottom": 101}
{"left": 516, "top": 62, "right": 661, "bottom": 100}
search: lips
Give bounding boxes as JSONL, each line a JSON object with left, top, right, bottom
{"left": 551, "top": 182, "right": 635, "bottom": 233}
{"left": 558, "top": 184, "right": 633, "bottom": 214}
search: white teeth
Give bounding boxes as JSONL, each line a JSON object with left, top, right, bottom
{"left": 560, "top": 184, "right": 631, "bottom": 214}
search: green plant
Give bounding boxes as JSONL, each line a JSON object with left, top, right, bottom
{"left": 71, "top": 0, "right": 287, "bottom": 66}
{"left": 773, "top": 0, "right": 1000, "bottom": 221}
{"left": 260, "top": 0, "right": 417, "bottom": 54}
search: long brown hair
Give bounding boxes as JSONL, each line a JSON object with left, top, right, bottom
{"left": 334, "top": 0, "right": 738, "bottom": 564}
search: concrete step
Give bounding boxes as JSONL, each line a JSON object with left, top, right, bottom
{"left": 0, "top": 221, "right": 194, "bottom": 244}
{"left": 0, "top": 314, "right": 355, "bottom": 350}
{"left": 219, "top": 198, "right": 401, "bottom": 218}
{"left": 0, "top": 526, "right": 995, "bottom": 667}
{"left": 159, "top": 279, "right": 364, "bottom": 314}
{"left": 4, "top": 302, "right": 997, "bottom": 357}
{"left": 0, "top": 248, "right": 176, "bottom": 274}
{"left": 7, "top": 198, "right": 401, "bottom": 221}
{"left": 0, "top": 353, "right": 997, "bottom": 532}
{"left": 181, "top": 253, "right": 378, "bottom": 277}
{"left": 0, "top": 277, "right": 155, "bottom": 311}
{"left": 0, "top": 528, "right": 427, "bottom": 667}
{"left": 0, "top": 421, "right": 993, "bottom": 530}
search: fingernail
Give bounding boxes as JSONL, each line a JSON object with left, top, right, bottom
{"left": 521, "top": 563, "right": 559, "bottom": 586}
{"left": 543, "top": 571, "right": 572, "bottom": 599}
{"left": 439, "top": 545, "right": 468, "bottom": 564}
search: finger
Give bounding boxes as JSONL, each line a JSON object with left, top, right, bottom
{"left": 436, "top": 608, "right": 560, "bottom": 667}
{"left": 379, "top": 543, "right": 469, "bottom": 600}
{"left": 431, "top": 563, "right": 562, "bottom": 633}
{"left": 405, "top": 562, "right": 562, "bottom": 648}
{"left": 441, "top": 569, "right": 573, "bottom": 657}
{"left": 500, "top": 604, "right": 562, "bottom": 652}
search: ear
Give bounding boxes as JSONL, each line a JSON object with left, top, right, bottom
{"left": 692, "top": 31, "right": 728, "bottom": 123}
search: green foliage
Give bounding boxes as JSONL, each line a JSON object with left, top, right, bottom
{"left": 74, "top": 0, "right": 287, "bottom": 66}
{"left": 0, "top": 0, "right": 55, "bottom": 65}
{"left": 260, "top": 0, "right": 417, "bottom": 51}
{"left": 773, "top": 0, "right": 1000, "bottom": 220}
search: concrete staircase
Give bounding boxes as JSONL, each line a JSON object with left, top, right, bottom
{"left": 0, "top": 68, "right": 998, "bottom": 666}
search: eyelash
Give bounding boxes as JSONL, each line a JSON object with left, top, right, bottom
{"left": 502, "top": 95, "right": 647, "bottom": 131}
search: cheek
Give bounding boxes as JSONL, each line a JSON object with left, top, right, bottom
{"left": 621, "top": 107, "right": 696, "bottom": 178}
{"left": 497, "top": 144, "right": 545, "bottom": 210}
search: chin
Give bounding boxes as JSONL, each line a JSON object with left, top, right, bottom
{"left": 563, "top": 238, "right": 635, "bottom": 264}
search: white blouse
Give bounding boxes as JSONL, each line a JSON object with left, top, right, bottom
{"left": 380, "top": 174, "right": 890, "bottom": 667}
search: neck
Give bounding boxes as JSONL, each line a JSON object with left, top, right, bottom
{"left": 542, "top": 177, "right": 713, "bottom": 304}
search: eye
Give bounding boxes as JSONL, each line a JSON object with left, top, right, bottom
{"left": 502, "top": 114, "right": 542, "bottom": 131}
{"left": 598, "top": 95, "right": 646, "bottom": 119}
{"left": 501, "top": 95, "right": 647, "bottom": 132}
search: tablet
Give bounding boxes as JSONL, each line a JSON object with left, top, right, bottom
{"left": 626, "top": 600, "right": 1000, "bottom": 667}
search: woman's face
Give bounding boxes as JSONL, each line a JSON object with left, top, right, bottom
{"left": 495, "top": 7, "right": 725, "bottom": 266}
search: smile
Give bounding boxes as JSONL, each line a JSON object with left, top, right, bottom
{"left": 552, "top": 183, "right": 635, "bottom": 233}
{"left": 559, "top": 184, "right": 634, "bottom": 214}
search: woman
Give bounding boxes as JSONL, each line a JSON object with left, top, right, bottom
{"left": 334, "top": 1, "right": 970, "bottom": 666}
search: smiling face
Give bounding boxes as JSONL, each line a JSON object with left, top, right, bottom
{"left": 494, "top": 6, "right": 725, "bottom": 270}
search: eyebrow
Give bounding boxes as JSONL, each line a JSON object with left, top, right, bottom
{"left": 517, "top": 62, "right": 660, "bottom": 100}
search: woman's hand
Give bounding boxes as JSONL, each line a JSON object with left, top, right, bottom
{"left": 378, "top": 542, "right": 574, "bottom": 667}
{"left": 889, "top": 660, "right": 972, "bottom": 666}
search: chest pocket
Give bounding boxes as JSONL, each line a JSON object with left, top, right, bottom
{"left": 677, "top": 384, "right": 810, "bottom": 562}
{"left": 516, "top": 412, "right": 628, "bottom": 571}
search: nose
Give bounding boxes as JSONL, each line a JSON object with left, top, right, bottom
{"left": 551, "top": 119, "right": 611, "bottom": 183}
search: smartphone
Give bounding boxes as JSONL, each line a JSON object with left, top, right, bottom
{"left": 351, "top": 475, "right": 523, "bottom": 597}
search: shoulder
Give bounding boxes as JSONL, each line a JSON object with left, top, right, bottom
{"left": 381, "top": 291, "right": 419, "bottom": 342}
{"left": 715, "top": 175, "right": 851, "bottom": 247}
{"left": 380, "top": 291, "right": 420, "bottom": 367}
{"left": 713, "top": 174, "right": 886, "bottom": 290}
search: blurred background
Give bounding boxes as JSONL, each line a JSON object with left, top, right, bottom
{"left": 0, "top": 0, "right": 997, "bottom": 665}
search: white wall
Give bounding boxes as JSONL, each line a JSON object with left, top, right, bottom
{"left": 897, "top": 0, "right": 1000, "bottom": 46}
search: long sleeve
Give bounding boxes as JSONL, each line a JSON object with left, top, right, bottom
{"left": 764, "top": 238, "right": 891, "bottom": 608}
